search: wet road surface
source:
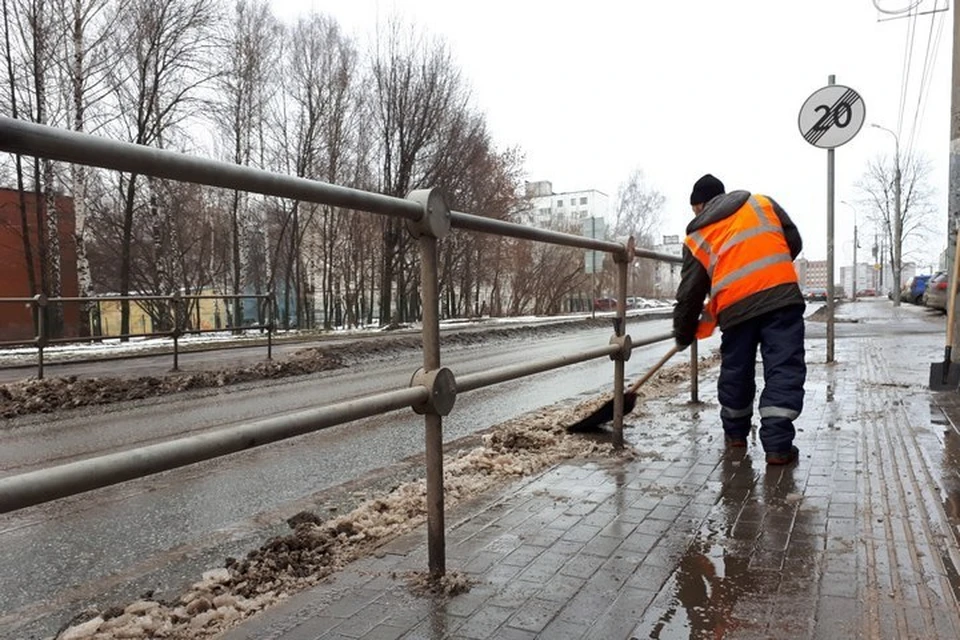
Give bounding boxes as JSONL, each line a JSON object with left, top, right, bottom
{"left": 0, "top": 317, "right": 683, "bottom": 639}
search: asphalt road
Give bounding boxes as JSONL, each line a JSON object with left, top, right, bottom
{"left": 0, "top": 316, "right": 681, "bottom": 640}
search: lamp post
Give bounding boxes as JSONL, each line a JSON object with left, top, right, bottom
{"left": 871, "top": 123, "right": 902, "bottom": 307}
{"left": 841, "top": 200, "right": 858, "bottom": 301}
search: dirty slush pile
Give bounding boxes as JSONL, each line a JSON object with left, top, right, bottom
{"left": 0, "top": 353, "right": 344, "bottom": 419}
{"left": 54, "top": 355, "right": 713, "bottom": 640}
{"left": 0, "top": 317, "right": 654, "bottom": 419}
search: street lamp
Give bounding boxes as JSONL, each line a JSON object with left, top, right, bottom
{"left": 871, "top": 123, "right": 902, "bottom": 307}
{"left": 841, "top": 200, "right": 858, "bottom": 301}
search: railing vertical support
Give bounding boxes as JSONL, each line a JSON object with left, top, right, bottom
{"left": 407, "top": 188, "right": 453, "bottom": 577}
{"left": 612, "top": 254, "right": 629, "bottom": 449}
{"left": 171, "top": 292, "right": 181, "bottom": 372}
{"left": 34, "top": 294, "right": 47, "bottom": 380}
{"left": 609, "top": 237, "right": 635, "bottom": 449}
{"left": 267, "top": 292, "right": 274, "bottom": 361}
{"left": 420, "top": 232, "right": 444, "bottom": 575}
{"left": 690, "top": 340, "right": 700, "bottom": 403}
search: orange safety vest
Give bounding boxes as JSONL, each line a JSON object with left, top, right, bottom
{"left": 684, "top": 195, "right": 798, "bottom": 339}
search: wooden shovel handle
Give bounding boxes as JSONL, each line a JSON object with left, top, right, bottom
{"left": 945, "top": 226, "right": 960, "bottom": 347}
{"left": 627, "top": 345, "right": 681, "bottom": 394}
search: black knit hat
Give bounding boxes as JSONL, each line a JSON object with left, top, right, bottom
{"left": 690, "top": 174, "right": 725, "bottom": 205}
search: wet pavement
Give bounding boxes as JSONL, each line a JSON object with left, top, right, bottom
{"left": 221, "top": 298, "right": 960, "bottom": 640}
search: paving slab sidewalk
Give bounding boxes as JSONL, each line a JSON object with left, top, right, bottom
{"left": 223, "top": 299, "right": 960, "bottom": 640}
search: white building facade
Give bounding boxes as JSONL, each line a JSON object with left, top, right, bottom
{"left": 518, "top": 180, "right": 610, "bottom": 231}
{"left": 651, "top": 235, "right": 683, "bottom": 299}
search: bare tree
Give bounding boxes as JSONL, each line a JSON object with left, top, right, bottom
{"left": 613, "top": 169, "right": 665, "bottom": 296}
{"left": 437, "top": 135, "right": 524, "bottom": 318}
{"left": 2, "top": 0, "right": 72, "bottom": 334}
{"left": 613, "top": 169, "right": 665, "bottom": 244}
{"left": 214, "top": 0, "right": 278, "bottom": 330}
{"left": 58, "top": 0, "right": 121, "bottom": 335}
{"left": 107, "top": 0, "right": 219, "bottom": 336}
{"left": 31, "top": 0, "right": 60, "bottom": 328}
{"left": 290, "top": 14, "right": 359, "bottom": 329}
{"left": 857, "top": 152, "right": 938, "bottom": 289}
{"left": 369, "top": 18, "right": 472, "bottom": 324}
{"left": 1, "top": 0, "right": 38, "bottom": 300}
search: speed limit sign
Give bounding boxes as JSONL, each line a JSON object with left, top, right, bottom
{"left": 798, "top": 85, "right": 865, "bottom": 149}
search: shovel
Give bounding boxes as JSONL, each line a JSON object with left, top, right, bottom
{"left": 567, "top": 345, "right": 680, "bottom": 432}
{"left": 930, "top": 227, "right": 960, "bottom": 390}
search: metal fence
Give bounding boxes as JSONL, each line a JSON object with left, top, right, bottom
{"left": 0, "top": 115, "right": 689, "bottom": 575}
{"left": 0, "top": 292, "right": 274, "bottom": 378}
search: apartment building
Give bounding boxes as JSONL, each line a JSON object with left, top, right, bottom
{"left": 518, "top": 180, "right": 610, "bottom": 231}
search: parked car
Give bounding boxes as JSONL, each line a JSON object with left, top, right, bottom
{"left": 900, "top": 274, "right": 932, "bottom": 304}
{"left": 804, "top": 288, "right": 827, "bottom": 302}
{"left": 923, "top": 271, "right": 948, "bottom": 311}
{"left": 625, "top": 296, "right": 655, "bottom": 309}
{"left": 593, "top": 297, "right": 617, "bottom": 311}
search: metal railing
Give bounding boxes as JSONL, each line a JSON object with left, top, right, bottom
{"left": 0, "top": 116, "right": 690, "bottom": 575}
{"left": 0, "top": 292, "right": 274, "bottom": 378}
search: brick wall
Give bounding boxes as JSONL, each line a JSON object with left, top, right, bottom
{"left": 0, "top": 188, "right": 80, "bottom": 341}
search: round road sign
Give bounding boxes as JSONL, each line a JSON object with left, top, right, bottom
{"left": 798, "top": 85, "right": 865, "bottom": 149}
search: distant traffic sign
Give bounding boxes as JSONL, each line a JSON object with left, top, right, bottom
{"left": 798, "top": 85, "right": 865, "bottom": 149}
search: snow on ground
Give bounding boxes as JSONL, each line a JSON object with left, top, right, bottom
{"left": 0, "top": 311, "right": 673, "bottom": 419}
{"left": 0, "top": 304, "right": 674, "bottom": 366}
{"left": 53, "top": 352, "right": 718, "bottom": 640}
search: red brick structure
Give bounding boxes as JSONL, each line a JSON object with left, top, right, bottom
{"left": 0, "top": 187, "right": 79, "bottom": 341}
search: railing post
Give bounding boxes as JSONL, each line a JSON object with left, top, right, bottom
{"left": 267, "top": 292, "right": 274, "bottom": 361}
{"left": 407, "top": 188, "right": 454, "bottom": 577}
{"left": 610, "top": 237, "right": 634, "bottom": 449}
{"left": 34, "top": 294, "right": 47, "bottom": 380}
{"left": 171, "top": 292, "right": 181, "bottom": 372}
{"left": 690, "top": 340, "right": 700, "bottom": 403}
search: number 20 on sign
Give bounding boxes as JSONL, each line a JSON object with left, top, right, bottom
{"left": 798, "top": 85, "right": 865, "bottom": 149}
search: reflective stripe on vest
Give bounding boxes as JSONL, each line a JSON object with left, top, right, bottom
{"left": 683, "top": 195, "right": 798, "bottom": 323}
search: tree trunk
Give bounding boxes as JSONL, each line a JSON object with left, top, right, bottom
{"left": 3, "top": 0, "right": 37, "bottom": 298}
{"left": 231, "top": 189, "right": 244, "bottom": 332}
{"left": 44, "top": 159, "right": 62, "bottom": 336}
{"left": 379, "top": 218, "right": 396, "bottom": 325}
{"left": 120, "top": 174, "right": 138, "bottom": 338}
{"left": 70, "top": 0, "right": 95, "bottom": 336}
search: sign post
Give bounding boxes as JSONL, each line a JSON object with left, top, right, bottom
{"left": 798, "top": 76, "right": 865, "bottom": 363}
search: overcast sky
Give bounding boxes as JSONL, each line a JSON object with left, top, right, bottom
{"left": 270, "top": 0, "right": 952, "bottom": 270}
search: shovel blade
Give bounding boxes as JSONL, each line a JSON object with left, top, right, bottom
{"left": 929, "top": 360, "right": 960, "bottom": 390}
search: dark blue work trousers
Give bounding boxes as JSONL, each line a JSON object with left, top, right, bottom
{"left": 718, "top": 304, "right": 806, "bottom": 453}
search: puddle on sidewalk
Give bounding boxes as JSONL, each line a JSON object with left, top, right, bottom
{"left": 633, "top": 454, "right": 816, "bottom": 639}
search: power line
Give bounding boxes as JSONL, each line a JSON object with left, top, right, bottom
{"left": 905, "top": 1, "right": 946, "bottom": 160}
{"left": 873, "top": 0, "right": 925, "bottom": 14}
{"left": 896, "top": 2, "right": 920, "bottom": 135}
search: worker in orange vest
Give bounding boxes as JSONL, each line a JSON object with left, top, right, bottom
{"left": 673, "top": 174, "right": 805, "bottom": 465}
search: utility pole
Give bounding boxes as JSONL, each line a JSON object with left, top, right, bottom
{"left": 842, "top": 200, "right": 858, "bottom": 300}
{"left": 854, "top": 217, "right": 858, "bottom": 300}
{"left": 871, "top": 123, "right": 902, "bottom": 306}
{"left": 949, "top": 0, "right": 960, "bottom": 353}
{"left": 894, "top": 137, "right": 902, "bottom": 304}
